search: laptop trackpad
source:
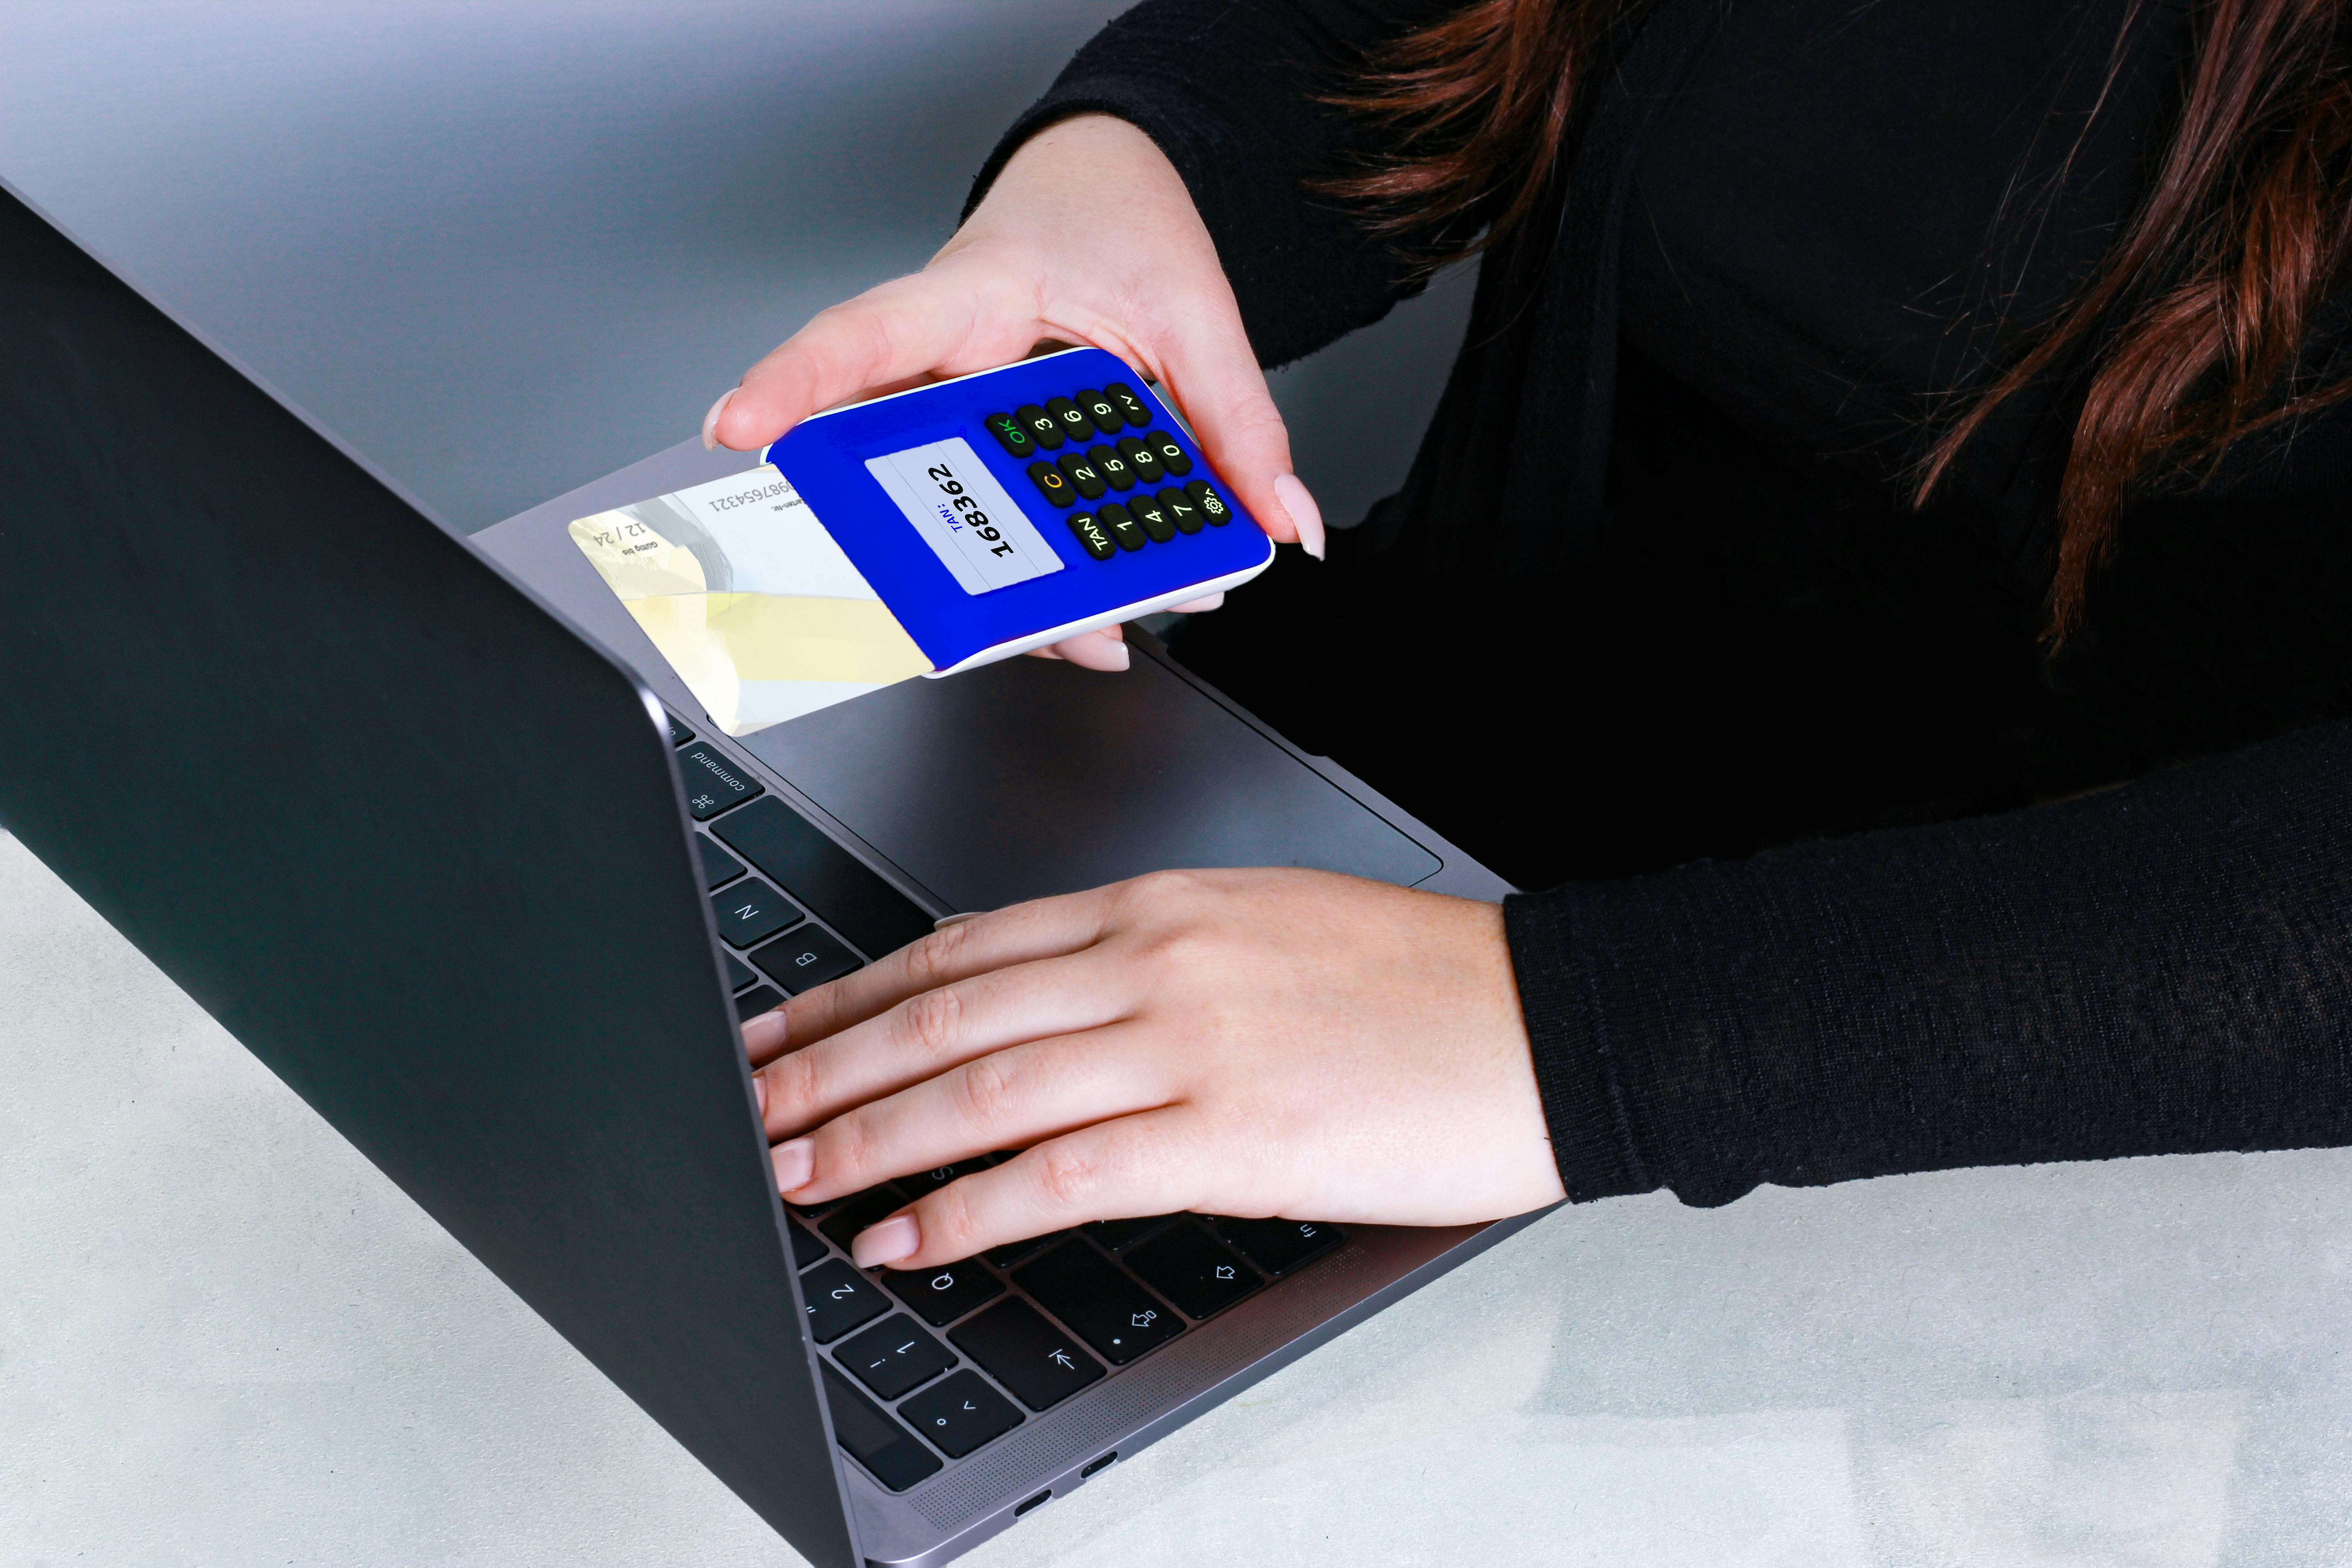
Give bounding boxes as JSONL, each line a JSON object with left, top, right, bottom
{"left": 738, "top": 651, "right": 1441, "bottom": 911}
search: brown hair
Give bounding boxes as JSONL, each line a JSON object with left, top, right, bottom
{"left": 1333, "top": 0, "right": 2352, "bottom": 638}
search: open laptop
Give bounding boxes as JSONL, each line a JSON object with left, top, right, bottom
{"left": 0, "top": 176, "right": 1546, "bottom": 1567}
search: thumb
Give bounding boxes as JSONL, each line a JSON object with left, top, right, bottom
{"left": 1153, "top": 328, "right": 1326, "bottom": 560}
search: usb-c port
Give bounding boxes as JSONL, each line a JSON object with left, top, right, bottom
{"left": 1015, "top": 1490, "right": 1052, "bottom": 1516}
{"left": 1080, "top": 1452, "right": 1117, "bottom": 1479}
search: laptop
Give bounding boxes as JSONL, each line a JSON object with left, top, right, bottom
{"left": 0, "top": 176, "right": 1547, "bottom": 1566}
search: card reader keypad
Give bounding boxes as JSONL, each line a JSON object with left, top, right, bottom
{"left": 987, "top": 382, "right": 1230, "bottom": 566}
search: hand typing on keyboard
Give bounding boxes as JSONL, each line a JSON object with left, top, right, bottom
{"left": 739, "top": 869, "right": 1566, "bottom": 1272}
{"left": 698, "top": 113, "right": 1324, "bottom": 673}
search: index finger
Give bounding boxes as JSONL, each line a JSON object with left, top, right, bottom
{"left": 756, "top": 887, "right": 1115, "bottom": 1063}
{"left": 710, "top": 264, "right": 1046, "bottom": 452}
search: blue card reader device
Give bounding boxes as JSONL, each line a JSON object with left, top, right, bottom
{"left": 764, "top": 345, "right": 1274, "bottom": 676}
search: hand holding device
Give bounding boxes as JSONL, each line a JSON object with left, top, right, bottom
{"left": 702, "top": 114, "right": 1326, "bottom": 666}
{"left": 743, "top": 870, "right": 1567, "bottom": 1271}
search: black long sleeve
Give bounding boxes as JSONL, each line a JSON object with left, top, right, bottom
{"left": 970, "top": 0, "right": 1458, "bottom": 368}
{"left": 1508, "top": 717, "right": 2352, "bottom": 1208}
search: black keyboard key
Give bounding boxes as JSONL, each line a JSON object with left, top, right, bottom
{"left": 1097, "top": 503, "right": 1145, "bottom": 552}
{"left": 678, "top": 741, "right": 764, "bottom": 820}
{"left": 837, "top": 1313, "right": 957, "bottom": 1400}
{"left": 1126, "top": 1222, "right": 1260, "bottom": 1319}
{"left": 1013, "top": 1243, "right": 1182, "bottom": 1366}
{"left": 788, "top": 1216, "right": 828, "bottom": 1270}
{"left": 1028, "top": 459, "right": 1075, "bottom": 507}
{"left": 1185, "top": 478, "right": 1231, "bottom": 525}
{"left": 982, "top": 411, "right": 1037, "bottom": 460}
{"left": 901, "top": 1370, "right": 1023, "bottom": 1459}
{"left": 1215, "top": 1217, "right": 1341, "bottom": 1274}
{"left": 882, "top": 1257, "right": 1004, "bottom": 1326}
{"left": 1118, "top": 436, "right": 1165, "bottom": 486}
{"left": 1089, "top": 443, "right": 1136, "bottom": 491}
{"left": 1078, "top": 388, "right": 1124, "bottom": 435}
{"left": 820, "top": 1362, "right": 941, "bottom": 1491}
{"left": 1067, "top": 511, "right": 1117, "bottom": 561}
{"left": 1105, "top": 382, "right": 1152, "bottom": 426}
{"left": 950, "top": 1299, "right": 1104, "bottom": 1411}
{"left": 1147, "top": 429, "right": 1192, "bottom": 476}
{"left": 984, "top": 1229, "right": 1067, "bottom": 1269}
{"left": 1046, "top": 396, "right": 1093, "bottom": 446}
{"left": 897, "top": 1158, "right": 995, "bottom": 1197}
{"left": 1055, "top": 450, "right": 1106, "bottom": 502}
{"left": 1160, "top": 486, "right": 1205, "bottom": 534}
{"left": 699, "top": 836, "right": 746, "bottom": 890}
{"left": 820, "top": 1186, "right": 910, "bottom": 1251}
{"left": 750, "top": 924, "right": 862, "bottom": 994}
{"left": 1129, "top": 492, "right": 1176, "bottom": 544}
{"left": 666, "top": 712, "right": 696, "bottom": 746}
{"left": 710, "top": 796, "right": 935, "bottom": 958}
{"left": 725, "top": 952, "right": 757, "bottom": 990}
{"left": 1016, "top": 403, "right": 1063, "bottom": 450}
{"left": 801, "top": 1259, "right": 891, "bottom": 1343}
{"left": 735, "top": 983, "right": 784, "bottom": 1022}
{"left": 712, "top": 877, "right": 804, "bottom": 950}
{"left": 1084, "top": 1215, "right": 1177, "bottom": 1253}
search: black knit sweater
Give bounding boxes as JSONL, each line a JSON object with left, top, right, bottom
{"left": 976, "top": 0, "right": 2352, "bottom": 1207}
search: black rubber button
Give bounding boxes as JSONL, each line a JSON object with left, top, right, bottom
{"left": 1160, "top": 487, "right": 1205, "bottom": 534}
{"left": 820, "top": 1362, "right": 940, "bottom": 1491}
{"left": 1105, "top": 382, "right": 1152, "bottom": 426}
{"left": 751, "top": 924, "right": 862, "bottom": 994}
{"left": 1012, "top": 1242, "right": 1183, "bottom": 1365}
{"left": 983, "top": 412, "right": 1037, "bottom": 459}
{"left": 712, "top": 877, "right": 805, "bottom": 949}
{"left": 1016, "top": 404, "right": 1063, "bottom": 450}
{"left": 1078, "top": 388, "right": 1123, "bottom": 435}
{"left": 1046, "top": 397, "right": 1093, "bottom": 446}
{"left": 1125, "top": 1221, "right": 1261, "bottom": 1319}
{"left": 950, "top": 1299, "right": 1104, "bottom": 1411}
{"left": 802, "top": 1258, "right": 891, "bottom": 1343}
{"left": 1028, "top": 460, "right": 1075, "bottom": 507}
{"left": 1129, "top": 491, "right": 1176, "bottom": 544}
{"left": 900, "top": 1370, "right": 1024, "bottom": 1459}
{"left": 1147, "top": 430, "right": 1192, "bottom": 476}
{"left": 882, "top": 1259, "right": 1004, "bottom": 1327}
{"left": 1089, "top": 443, "right": 1136, "bottom": 491}
{"left": 678, "top": 742, "right": 764, "bottom": 820}
{"left": 1056, "top": 450, "right": 1107, "bottom": 502}
{"left": 1098, "top": 503, "right": 1146, "bottom": 552}
{"left": 1118, "top": 436, "right": 1164, "bottom": 486}
{"left": 837, "top": 1313, "right": 957, "bottom": 1401}
{"left": 1067, "top": 512, "right": 1117, "bottom": 561}
{"left": 1185, "top": 478, "right": 1231, "bottom": 524}
{"left": 1214, "top": 1217, "right": 1342, "bottom": 1274}
{"left": 734, "top": 983, "right": 783, "bottom": 1021}
{"left": 699, "top": 836, "right": 746, "bottom": 890}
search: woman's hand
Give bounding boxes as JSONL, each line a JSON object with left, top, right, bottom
{"left": 700, "top": 113, "right": 1325, "bottom": 670}
{"left": 738, "top": 869, "right": 1567, "bottom": 1271}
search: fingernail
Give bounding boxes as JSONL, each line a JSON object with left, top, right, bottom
{"left": 851, "top": 1214, "right": 920, "bottom": 1268}
{"left": 1056, "top": 632, "right": 1129, "bottom": 672}
{"left": 1273, "top": 473, "right": 1325, "bottom": 560}
{"left": 741, "top": 1009, "right": 788, "bottom": 1054}
{"left": 770, "top": 1137, "right": 814, "bottom": 1192}
{"left": 752, "top": 1073, "right": 768, "bottom": 1118}
{"left": 701, "top": 387, "right": 737, "bottom": 451}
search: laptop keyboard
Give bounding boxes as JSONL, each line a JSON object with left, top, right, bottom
{"left": 672, "top": 712, "right": 1344, "bottom": 1492}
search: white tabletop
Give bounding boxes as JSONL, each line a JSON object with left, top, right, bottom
{"left": 5, "top": 828, "right": 2348, "bottom": 1566}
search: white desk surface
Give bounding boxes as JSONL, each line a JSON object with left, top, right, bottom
{"left": 5, "top": 829, "right": 2350, "bottom": 1567}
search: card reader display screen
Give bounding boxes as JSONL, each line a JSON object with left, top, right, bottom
{"left": 864, "top": 437, "right": 1063, "bottom": 595}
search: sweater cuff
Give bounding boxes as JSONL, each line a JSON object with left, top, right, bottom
{"left": 1503, "top": 887, "right": 1653, "bottom": 1203}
